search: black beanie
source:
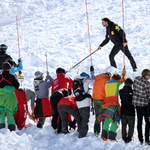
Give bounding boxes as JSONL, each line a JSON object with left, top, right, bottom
{"left": 0, "top": 44, "right": 8, "bottom": 51}
{"left": 56, "top": 67, "right": 66, "bottom": 74}
{"left": 2, "top": 62, "right": 11, "bottom": 70}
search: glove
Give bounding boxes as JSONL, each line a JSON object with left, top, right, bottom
{"left": 97, "top": 46, "right": 101, "bottom": 50}
{"left": 68, "top": 120, "right": 77, "bottom": 130}
{"left": 90, "top": 66, "right": 94, "bottom": 72}
{"left": 123, "top": 43, "right": 127, "bottom": 47}
{"left": 18, "top": 58, "right": 22, "bottom": 62}
{"left": 29, "top": 115, "right": 36, "bottom": 122}
{"left": 122, "top": 66, "right": 127, "bottom": 75}
{"left": 85, "top": 93, "right": 92, "bottom": 98}
{"left": 68, "top": 89, "right": 72, "bottom": 95}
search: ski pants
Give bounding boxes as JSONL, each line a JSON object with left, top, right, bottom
{"left": 121, "top": 114, "right": 135, "bottom": 141}
{"left": 58, "top": 105, "right": 81, "bottom": 133}
{"left": 103, "top": 117, "right": 118, "bottom": 134}
{"left": 78, "top": 106, "right": 90, "bottom": 138}
{"left": 0, "top": 112, "right": 15, "bottom": 125}
{"left": 93, "top": 99, "right": 103, "bottom": 134}
{"left": 50, "top": 96, "right": 63, "bottom": 130}
{"left": 109, "top": 44, "right": 137, "bottom": 69}
{"left": 136, "top": 105, "right": 149, "bottom": 143}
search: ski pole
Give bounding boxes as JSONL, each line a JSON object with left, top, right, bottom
{"left": 68, "top": 48, "right": 99, "bottom": 72}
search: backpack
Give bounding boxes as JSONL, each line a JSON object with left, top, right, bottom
{"left": 72, "top": 78, "right": 85, "bottom": 97}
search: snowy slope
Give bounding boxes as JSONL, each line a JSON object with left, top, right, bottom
{"left": 0, "top": 0, "right": 150, "bottom": 149}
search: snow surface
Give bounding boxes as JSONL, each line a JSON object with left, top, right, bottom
{"left": 0, "top": 0, "right": 150, "bottom": 149}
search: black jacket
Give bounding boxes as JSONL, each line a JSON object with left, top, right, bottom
{"left": 100, "top": 21, "right": 127, "bottom": 47}
{"left": 119, "top": 85, "right": 135, "bottom": 116}
{"left": 0, "top": 51, "right": 17, "bottom": 70}
{"left": 0, "top": 71, "right": 19, "bottom": 89}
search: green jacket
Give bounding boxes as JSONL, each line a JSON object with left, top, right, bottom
{"left": 0, "top": 86, "right": 18, "bottom": 113}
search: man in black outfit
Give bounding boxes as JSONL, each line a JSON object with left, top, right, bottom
{"left": 119, "top": 78, "right": 135, "bottom": 143}
{"left": 97, "top": 18, "right": 137, "bottom": 72}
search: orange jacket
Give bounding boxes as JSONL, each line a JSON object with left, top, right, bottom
{"left": 92, "top": 74, "right": 111, "bottom": 100}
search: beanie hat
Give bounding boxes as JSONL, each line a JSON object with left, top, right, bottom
{"left": 125, "top": 78, "right": 133, "bottom": 85}
{"left": 2, "top": 62, "right": 11, "bottom": 70}
{"left": 34, "top": 71, "right": 43, "bottom": 79}
{"left": 0, "top": 44, "right": 8, "bottom": 51}
{"left": 56, "top": 67, "right": 66, "bottom": 74}
{"left": 80, "top": 72, "right": 90, "bottom": 78}
{"left": 102, "top": 72, "right": 111, "bottom": 76}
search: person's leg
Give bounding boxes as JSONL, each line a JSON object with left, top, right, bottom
{"left": 58, "top": 105, "right": 69, "bottom": 134}
{"left": 93, "top": 99, "right": 102, "bottom": 135}
{"left": 0, "top": 112, "right": 5, "bottom": 129}
{"left": 37, "top": 118, "right": 46, "bottom": 128}
{"left": 127, "top": 115, "right": 135, "bottom": 142}
{"left": 121, "top": 115, "right": 128, "bottom": 141}
{"left": 102, "top": 118, "right": 112, "bottom": 139}
{"left": 109, "top": 46, "right": 121, "bottom": 68}
{"left": 136, "top": 106, "right": 143, "bottom": 144}
{"left": 78, "top": 107, "right": 90, "bottom": 138}
{"left": 121, "top": 45, "right": 137, "bottom": 70}
{"left": 7, "top": 112, "right": 16, "bottom": 131}
{"left": 109, "top": 120, "right": 118, "bottom": 140}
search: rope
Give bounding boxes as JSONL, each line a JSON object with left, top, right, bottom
{"left": 85, "top": 0, "right": 92, "bottom": 66}
{"left": 122, "top": 0, "right": 125, "bottom": 67}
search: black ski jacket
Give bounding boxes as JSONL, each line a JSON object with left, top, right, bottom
{"left": 100, "top": 21, "right": 127, "bottom": 47}
{"left": 119, "top": 85, "right": 135, "bottom": 116}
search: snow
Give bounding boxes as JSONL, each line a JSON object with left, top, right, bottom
{"left": 0, "top": 0, "right": 150, "bottom": 149}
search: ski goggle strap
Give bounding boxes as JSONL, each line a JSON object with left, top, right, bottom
{"left": 0, "top": 45, "right": 8, "bottom": 50}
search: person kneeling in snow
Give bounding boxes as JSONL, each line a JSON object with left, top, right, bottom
{"left": 57, "top": 96, "right": 81, "bottom": 134}
{"left": 97, "top": 67, "right": 126, "bottom": 141}
{"left": 14, "top": 87, "right": 36, "bottom": 130}
{"left": 0, "top": 62, "right": 19, "bottom": 131}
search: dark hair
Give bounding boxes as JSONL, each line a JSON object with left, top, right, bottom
{"left": 141, "top": 69, "right": 150, "bottom": 77}
{"left": 112, "top": 73, "right": 121, "bottom": 80}
{"left": 102, "top": 17, "right": 110, "bottom": 24}
{"left": 5, "top": 59, "right": 14, "bottom": 66}
{"left": 125, "top": 78, "right": 133, "bottom": 85}
{"left": 56, "top": 67, "right": 66, "bottom": 74}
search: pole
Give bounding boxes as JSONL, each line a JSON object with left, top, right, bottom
{"left": 68, "top": 48, "right": 99, "bottom": 72}
{"left": 85, "top": 0, "right": 92, "bottom": 66}
{"left": 122, "top": 0, "right": 125, "bottom": 67}
{"left": 45, "top": 52, "right": 48, "bottom": 73}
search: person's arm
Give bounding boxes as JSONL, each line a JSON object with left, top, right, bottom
{"left": 99, "top": 31, "right": 110, "bottom": 47}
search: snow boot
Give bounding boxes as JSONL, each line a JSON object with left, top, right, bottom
{"left": 37, "top": 123, "right": 43, "bottom": 128}
{"left": 8, "top": 124, "right": 16, "bottom": 131}
{"left": 101, "top": 130, "right": 108, "bottom": 139}
{"left": 109, "top": 131, "right": 117, "bottom": 141}
{"left": 0, "top": 123, "right": 5, "bottom": 129}
{"left": 94, "top": 123, "right": 100, "bottom": 136}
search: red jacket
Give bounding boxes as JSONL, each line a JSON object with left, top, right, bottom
{"left": 58, "top": 96, "right": 78, "bottom": 109}
{"left": 51, "top": 73, "right": 73, "bottom": 94}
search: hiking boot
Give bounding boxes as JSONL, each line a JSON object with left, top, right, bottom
{"left": 109, "top": 131, "right": 117, "bottom": 141}
{"left": 133, "top": 68, "right": 137, "bottom": 72}
{"left": 0, "top": 123, "right": 5, "bottom": 129}
{"left": 8, "top": 124, "right": 16, "bottom": 131}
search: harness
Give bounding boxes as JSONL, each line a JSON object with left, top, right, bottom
{"left": 0, "top": 74, "right": 13, "bottom": 85}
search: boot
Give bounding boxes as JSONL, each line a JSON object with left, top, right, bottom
{"left": 101, "top": 130, "right": 108, "bottom": 139}
{"left": 94, "top": 123, "right": 100, "bottom": 136}
{"left": 8, "top": 124, "right": 16, "bottom": 131}
{"left": 109, "top": 131, "right": 117, "bottom": 141}
{"left": 0, "top": 123, "right": 5, "bottom": 129}
{"left": 37, "top": 123, "right": 43, "bottom": 128}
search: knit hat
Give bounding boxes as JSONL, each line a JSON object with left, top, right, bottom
{"left": 34, "top": 71, "right": 43, "bottom": 79}
{"left": 0, "top": 44, "right": 8, "bottom": 51}
{"left": 56, "top": 67, "right": 66, "bottom": 74}
{"left": 80, "top": 72, "right": 90, "bottom": 78}
{"left": 102, "top": 72, "right": 111, "bottom": 76}
{"left": 2, "top": 62, "right": 11, "bottom": 70}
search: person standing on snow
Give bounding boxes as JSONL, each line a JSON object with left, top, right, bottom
{"left": 50, "top": 67, "right": 73, "bottom": 133}
{"left": 132, "top": 69, "right": 150, "bottom": 145}
{"left": 97, "top": 67, "right": 126, "bottom": 141}
{"left": 92, "top": 72, "right": 111, "bottom": 136}
{"left": 74, "top": 66, "right": 95, "bottom": 138}
{"left": 33, "top": 71, "right": 53, "bottom": 128}
{"left": 0, "top": 62, "right": 19, "bottom": 131}
{"left": 97, "top": 18, "right": 137, "bottom": 72}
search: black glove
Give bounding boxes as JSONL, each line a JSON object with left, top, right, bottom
{"left": 18, "top": 58, "right": 22, "bottom": 62}
{"left": 68, "top": 120, "right": 77, "bottom": 130}
{"left": 90, "top": 66, "right": 94, "bottom": 72}
{"left": 68, "top": 89, "right": 72, "bottom": 95}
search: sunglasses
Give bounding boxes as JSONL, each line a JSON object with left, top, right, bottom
{"left": 102, "top": 21, "right": 105, "bottom": 24}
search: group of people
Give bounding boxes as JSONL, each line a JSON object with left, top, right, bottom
{"left": 0, "top": 17, "right": 149, "bottom": 145}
